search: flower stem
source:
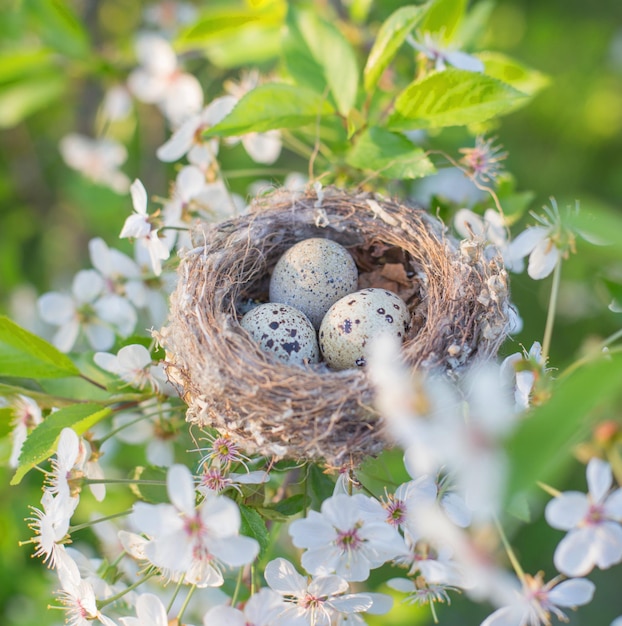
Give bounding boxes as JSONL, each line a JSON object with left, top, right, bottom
{"left": 167, "top": 578, "right": 185, "bottom": 613}
{"left": 84, "top": 478, "right": 166, "bottom": 486}
{"left": 79, "top": 373, "right": 108, "bottom": 391}
{"left": 541, "top": 260, "right": 562, "bottom": 364}
{"left": 494, "top": 515, "right": 526, "bottom": 584}
{"left": 231, "top": 567, "right": 245, "bottom": 608}
{"left": 177, "top": 584, "right": 196, "bottom": 624}
{"left": 98, "top": 569, "right": 158, "bottom": 609}
{"left": 69, "top": 509, "right": 133, "bottom": 533}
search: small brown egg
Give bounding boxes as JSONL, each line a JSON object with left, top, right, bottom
{"left": 319, "top": 288, "right": 410, "bottom": 370}
{"left": 269, "top": 238, "right": 358, "bottom": 329}
{"left": 241, "top": 303, "right": 320, "bottom": 366}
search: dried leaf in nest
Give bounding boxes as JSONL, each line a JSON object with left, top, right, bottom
{"left": 158, "top": 187, "right": 512, "bottom": 467}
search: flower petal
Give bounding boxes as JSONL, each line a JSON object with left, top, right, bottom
{"left": 157, "top": 116, "right": 200, "bottom": 162}
{"left": 594, "top": 522, "right": 622, "bottom": 569}
{"left": 548, "top": 578, "right": 595, "bottom": 607}
{"left": 527, "top": 237, "right": 559, "bottom": 279}
{"left": 454, "top": 208, "right": 485, "bottom": 239}
{"left": 264, "top": 557, "right": 307, "bottom": 597}
{"left": 587, "top": 457, "right": 612, "bottom": 504}
{"left": 554, "top": 528, "right": 598, "bottom": 577}
{"left": 38, "top": 292, "right": 75, "bottom": 325}
{"left": 136, "top": 593, "right": 169, "bottom": 626}
{"left": 308, "top": 574, "right": 348, "bottom": 598}
{"left": 202, "top": 605, "right": 246, "bottom": 626}
{"left": 167, "top": 464, "right": 196, "bottom": 514}
{"left": 508, "top": 226, "right": 548, "bottom": 259}
{"left": 120, "top": 213, "right": 151, "bottom": 239}
{"left": 209, "top": 534, "right": 258, "bottom": 567}
{"left": 481, "top": 605, "right": 527, "bottom": 626}
{"left": 605, "top": 489, "right": 622, "bottom": 520}
{"left": 330, "top": 592, "right": 374, "bottom": 614}
{"left": 241, "top": 130, "right": 282, "bottom": 165}
{"left": 73, "top": 270, "right": 104, "bottom": 304}
{"left": 545, "top": 492, "right": 589, "bottom": 530}
{"left": 130, "top": 179, "right": 148, "bottom": 215}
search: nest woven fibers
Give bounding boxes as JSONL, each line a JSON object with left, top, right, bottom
{"left": 159, "top": 186, "right": 512, "bottom": 466}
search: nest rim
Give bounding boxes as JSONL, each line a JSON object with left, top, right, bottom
{"left": 159, "top": 186, "right": 511, "bottom": 467}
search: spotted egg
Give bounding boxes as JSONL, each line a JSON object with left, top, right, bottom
{"left": 269, "top": 238, "right": 359, "bottom": 329}
{"left": 319, "top": 288, "right": 410, "bottom": 371}
{"left": 241, "top": 303, "right": 320, "bottom": 366}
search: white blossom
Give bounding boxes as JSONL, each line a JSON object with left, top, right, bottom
{"left": 156, "top": 96, "right": 236, "bottom": 164}
{"left": 38, "top": 269, "right": 137, "bottom": 352}
{"left": 128, "top": 464, "right": 259, "bottom": 586}
{"left": 545, "top": 457, "right": 622, "bottom": 576}
{"left": 481, "top": 573, "right": 595, "bottom": 626}
{"left": 119, "top": 592, "right": 169, "bottom": 626}
{"left": 288, "top": 493, "right": 407, "bottom": 582}
{"left": 55, "top": 553, "right": 118, "bottom": 626}
{"left": 9, "top": 394, "right": 43, "bottom": 468}
{"left": 264, "top": 557, "right": 377, "bottom": 626}
{"left": 59, "top": 133, "right": 130, "bottom": 193}
{"left": 127, "top": 33, "right": 203, "bottom": 125}
{"left": 94, "top": 344, "right": 167, "bottom": 392}
{"left": 505, "top": 198, "right": 580, "bottom": 280}
{"left": 120, "top": 179, "right": 170, "bottom": 276}
{"left": 202, "top": 588, "right": 284, "bottom": 626}
{"left": 500, "top": 341, "right": 545, "bottom": 410}
{"left": 27, "top": 490, "right": 78, "bottom": 569}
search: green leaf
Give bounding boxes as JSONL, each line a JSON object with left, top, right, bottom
{"left": 0, "top": 73, "right": 65, "bottom": 128}
{"left": 419, "top": 0, "right": 467, "bottom": 43}
{"left": 364, "top": 4, "right": 428, "bottom": 92}
{"left": 11, "top": 403, "right": 111, "bottom": 485}
{"left": 499, "top": 190, "right": 535, "bottom": 224}
{"left": 0, "top": 380, "right": 76, "bottom": 408}
{"left": 283, "top": 7, "right": 359, "bottom": 116}
{"left": 347, "top": 127, "right": 436, "bottom": 180}
{"left": 307, "top": 463, "right": 335, "bottom": 510}
{"left": 176, "top": 2, "right": 285, "bottom": 49}
{"left": 129, "top": 466, "right": 169, "bottom": 504}
{"left": 204, "top": 83, "right": 335, "bottom": 137}
{"left": 267, "top": 493, "right": 308, "bottom": 517}
{"left": 387, "top": 69, "right": 527, "bottom": 130}
{"left": 505, "top": 353, "right": 622, "bottom": 506}
{"left": 477, "top": 51, "right": 550, "bottom": 97}
{"left": 456, "top": 0, "right": 496, "bottom": 48}
{"left": 202, "top": 24, "right": 282, "bottom": 68}
{"left": 568, "top": 198, "right": 622, "bottom": 250}
{"left": 0, "top": 48, "right": 57, "bottom": 84}
{"left": 239, "top": 504, "right": 270, "bottom": 557}
{"left": 0, "top": 316, "right": 80, "bottom": 379}
{"left": 25, "top": 0, "right": 91, "bottom": 58}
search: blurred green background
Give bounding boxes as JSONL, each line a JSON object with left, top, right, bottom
{"left": 1, "top": 0, "right": 621, "bottom": 624}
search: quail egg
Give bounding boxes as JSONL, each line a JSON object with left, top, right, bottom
{"left": 241, "top": 303, "right": 320, "bottom": 366}
{"left": 269, "top": 238, "right": 359, "bottom": 329}
{"left": 319, "top": 288, "right": 410, "bottom": 370}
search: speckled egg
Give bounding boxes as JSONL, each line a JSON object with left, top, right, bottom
{"left": 241, "top": 303, "right": 320, "bottom": 366}
{"left": 319, "top": 288, "right": 410, "bottom": 371}
{"left": 269, "top": 238, "right": 359, "bottom": 329}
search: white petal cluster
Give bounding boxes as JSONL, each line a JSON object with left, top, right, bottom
{"left": 481, "top": 573, "right": 595, "bottom": 626}
{"left": 128, "top": 464, "right": 259, "bottom": 587}
{"left": 263, "top": 557, "right": 389, "bottom": 626}
{"left": 59, "top": 133, "right": 131, "bottom": 194}
{"left": 128, "top": 34, "right": 203, "bottom": 126}
{"left": 545, "top": 457, "right": 622, "bottom": 576}
{"left": 119, "top": 179, "right": 171, "bottom": 276}
{"left": 289, "top": 493, "right": 408, "bottom": 582}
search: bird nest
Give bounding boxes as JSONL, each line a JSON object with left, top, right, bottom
{"left": 158, "top": 186, "right": 511, "bottom": 466}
